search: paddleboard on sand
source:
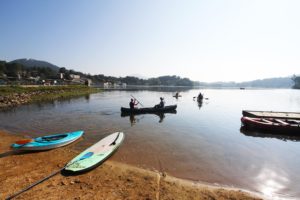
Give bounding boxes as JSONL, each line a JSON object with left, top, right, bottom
{"left": 64, "top": 132, "right": 124, "bottom": 173}
{"left": 11, "top": 131, "right": 84, "bottom": 151}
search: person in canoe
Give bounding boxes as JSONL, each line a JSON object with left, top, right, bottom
{"left": 154, "top": 97, "right": 165, "bottom": 109}
{"left": 129, "top": 98, "right": 138, "bottom": 109}
{"left": 197, "top": 93, "right": 203, "bottom": 101}
{"left": 174, "top": 92, "right": 180, "bottom": 98}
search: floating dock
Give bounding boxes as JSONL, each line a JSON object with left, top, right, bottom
{"left": 242, "top": 110, "right": 300, "bottom": 120}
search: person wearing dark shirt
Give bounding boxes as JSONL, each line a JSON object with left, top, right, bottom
{"left": 155, "top": 97, "right": 165, "bottom": 108}
{"left": 197, "top": 93, "right": 203, "bottom": 101}
{"left": 129, "top": 98, "right": 138, "bottom": 109}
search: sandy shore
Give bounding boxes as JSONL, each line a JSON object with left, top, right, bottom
{"left": 0, "top": 131, "right": 263, "bottom": 200}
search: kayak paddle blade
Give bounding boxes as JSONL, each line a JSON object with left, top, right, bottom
{"left": 15, "top": 139, "right": 34, "bottom": 145}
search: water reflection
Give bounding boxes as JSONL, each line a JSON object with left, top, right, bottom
{"left": 240, "top": 127, "right": 300, "bottom": 142}
{"left": 121, "top": 111, "right": 177, "bottom": 126}
{"left": 101, "top": 86, "right": 194, "bottom": 92}
{"left": 84, "top": 94, "right": 90, "bottom": 101}
{"left": 196, "top": 99, "right": 203, "bottom": 109}
{"left": 255, "top": 167, "right": 290, "bottom": 199}
{"left": 193, "top": 98, "right": 209, "bottom": 110}
{"left": 1, "top": 88, "right": 300, "bottom": 199}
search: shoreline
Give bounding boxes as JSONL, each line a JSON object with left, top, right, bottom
{"left": 0, "top": 85, "right": 100, "bottom": 109}
{"left": 0, "top": 131, "right": 263, "bottom": 200}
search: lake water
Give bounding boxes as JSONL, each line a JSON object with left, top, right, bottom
{"left": 1, "top": 88, "right": 300, "bottom": 199}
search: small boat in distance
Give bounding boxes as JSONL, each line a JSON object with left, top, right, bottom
{"left": 173, "top": 92, "right": 181, "bottom": 98}
{"left": 121, "top": 105, "right": 177, "bottom": 114}
{"left": 241, "top": 117, "right": 300, "bottom": 134}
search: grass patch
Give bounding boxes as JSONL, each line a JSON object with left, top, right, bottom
{"left": 0, "top": 85, "right": 97, "bottom": 94}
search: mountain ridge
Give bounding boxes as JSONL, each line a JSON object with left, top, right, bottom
{"left": 9, "top": 58, "right": 60, "bottom": 72}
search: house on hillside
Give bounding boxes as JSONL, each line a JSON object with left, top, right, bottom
{"left": 70, "top": 74, "right": 80, "bottom": 79}
{"left": 59, "top": 73, "right": 64, "bottom": 79}
{"left": 103, "top": 82, "right": 112, "bottom": 88}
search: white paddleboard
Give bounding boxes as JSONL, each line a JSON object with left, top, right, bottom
{"left": 64, "top": 132, "right": 124, "bottom": 173}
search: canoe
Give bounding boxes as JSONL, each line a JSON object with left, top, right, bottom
{"left": 241, "top": 117, "right": 300, "bottom": 134}
{"left": 121, "top": 109, "right": 176, "bottom": 117}
{"left": 242, "top": 110, "right": 300, "bottom": 120}
{"left": 64, "top": 132, "right": 124, "bottom": 173}
{"left": 121, "top": 105, "right": 177, "bottom": 114}
{"left": 11, "top": 130, "right": 84, "bottom": 151}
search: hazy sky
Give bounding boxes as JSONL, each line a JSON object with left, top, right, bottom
{"left": 1, "top": 0, "right": 299, "bottom": 82}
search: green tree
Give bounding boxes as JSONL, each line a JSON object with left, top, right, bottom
{"left": 292, "top": 75, "right": 300, "bottom": 89}
{"left": 59, "top": 67, "right": 67, "bottom": 73}
{"left": 6, "top": 63, "right": 22, "bottom": 77}
{"left": 0, "top": 61, "right": 6, "bottom": 75}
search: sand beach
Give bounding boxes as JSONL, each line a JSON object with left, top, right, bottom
{"left": 0, "top": 131, "right": 263, "bottom": 200}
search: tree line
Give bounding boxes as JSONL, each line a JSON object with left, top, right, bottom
{"left": 292, "top": 75, "right": 300, "bottom": 89}
{"left": 0, "top": 60, "right": 196, "bottom": 86}
{"left": 1, "top": 59, "right": 299, "bottom": 88}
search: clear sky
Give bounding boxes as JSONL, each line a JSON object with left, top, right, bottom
{"left": 0, "top": 0, "right": 299, "bottom": 82}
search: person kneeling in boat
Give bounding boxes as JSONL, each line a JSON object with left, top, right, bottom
{"left": 129, "top": 98, "right": 138, "bottom": 109}
{"left": 154, "top": 97, "right": 165, "bottom": 109}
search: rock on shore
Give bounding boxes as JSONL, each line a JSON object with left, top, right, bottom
{"left": 0, "top": 93, "right": 32, "bottom": 108}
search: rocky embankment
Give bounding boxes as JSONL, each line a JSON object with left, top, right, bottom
{"left": 0, "top": 86, "right": 100, "bottom": 109}
{"left": 0, "top": 93, "right": 32, "bottom": 108}
{"left": 0, "top": 91, "right": 61, "bottom": 108}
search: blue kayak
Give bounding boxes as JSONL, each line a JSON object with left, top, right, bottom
{"left": 11, "top": 130, "right": 84, "bottom": 151}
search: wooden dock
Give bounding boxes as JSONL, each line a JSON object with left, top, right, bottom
{"left": 242, "top": 110, "right": 300, "bottom": 120}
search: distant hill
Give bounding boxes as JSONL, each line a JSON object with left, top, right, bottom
{"left": 9, "top": 58, "right": 60, "bottom": 72}
{"left": 199, "top": 77, "right": 293, "bottom": 88}
{"left": 238, "top": 77, "right": 293, "bottom": 88}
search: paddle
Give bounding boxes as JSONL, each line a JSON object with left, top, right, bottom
{"left": 130, "top": 95, "right": 144, "bottom": 107}
{"left": 110, "top": 132, "right": 120, "bottom": 146}
{"left": 15, "top": 139, "right": 33, "bottom": 145}
{"left": 11, "top": 139, "right": 35, "bottom": 150}
{"left": 0, "top": 139, "right": 34, "bottom": 159}
{"left": 193, "top": 96, "right": 209, "bottom": 100}
{"left": 5, "top": 151, "right": 94, "bottom": 200}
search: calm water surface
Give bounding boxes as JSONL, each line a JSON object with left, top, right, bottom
{"left": 1, "top": 88, "right": 300, "bottom": 199}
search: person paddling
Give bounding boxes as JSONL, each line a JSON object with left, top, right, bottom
{"left": 197, "top": 93, "right": 203, "bottom": 101}
{"left": 129, "top": 98, "right": 138, "bottom": 109}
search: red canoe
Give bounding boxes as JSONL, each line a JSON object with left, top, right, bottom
{"left": 241, "top": 116, "right": 300, "bottom": 134}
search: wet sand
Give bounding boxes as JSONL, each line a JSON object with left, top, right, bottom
{"left": 0, "top": 131, "right": 263, "bottom": 200}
